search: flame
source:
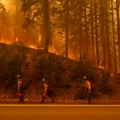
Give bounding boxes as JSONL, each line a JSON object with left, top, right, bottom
{"left": 0, "top": 39, "right": 11, "bottom": 45}
{"left": 28, "top": 45, "right": 37, "bottom": 49}
{"left": 49, "top": 46, "right": 56, "bottom": 54}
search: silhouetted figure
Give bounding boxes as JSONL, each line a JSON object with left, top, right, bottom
{"left": 40, "top": 78, "right": 54, "bottom": 103}
{"left": 16, "top": 75, "right": 24, "bottom": 103}
{"left": 83, "top": 76, "right": 92, "bottom": 104}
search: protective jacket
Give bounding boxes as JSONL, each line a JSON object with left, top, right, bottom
{"left": 84, "top": 80, "right": 91, "bottom": 91}
{"left": 17, "top": 79, "right": 22, "bottom": 92}
{"left": 43, "top": 83, "right": 48, "bottom": 94}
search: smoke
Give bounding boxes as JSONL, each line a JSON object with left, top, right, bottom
{"left": 1, "top": 0, "right": 16, "bottom": 14}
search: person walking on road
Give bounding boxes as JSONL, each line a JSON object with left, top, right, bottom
{"left": 83, "top": 76, "right": 92, "bottom": 104}
{"left": 16, "top": 75, "right": 24, "bottom": 103}
{"left": 40, "top": 78, "right": 55, "bottom": 103}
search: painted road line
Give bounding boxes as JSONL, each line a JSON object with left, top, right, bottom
{"left": 0, "top": 104, "right": 120, "bottom": 107}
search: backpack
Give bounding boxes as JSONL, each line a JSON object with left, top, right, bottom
{"left": 47, "top": 85, "right": 53, "bottom": 95}
{"left": 91, "top": 84, "right": 95, "bottom": 93}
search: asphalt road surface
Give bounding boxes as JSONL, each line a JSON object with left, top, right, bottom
{"left": 0, "top": 104, "right": 120, "bottom": 120}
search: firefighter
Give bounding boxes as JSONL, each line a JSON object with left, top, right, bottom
{"left": 16, "top": 75, "right": 24, "bottom": 103}
{"left": 40, "top": 78, "right": 54, "bottom": 103}
{"left": 83, "top": 76, "right": 92, "bottom": 104}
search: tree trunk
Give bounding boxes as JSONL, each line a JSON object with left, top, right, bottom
{"left": 104, "top": 4, "right": 111, "bottom": 71}
{"left": 99, "top": 0, "right": 106, "bottom": 69}
{"left": 111, "top": 0, "right": 117, "bottom": 73}
{"left": 116, "top": 0, "right": 120, "bottom": 72}
{"left": 94, "top": 0, "right": 99, "bottom": 66}
{"left": 43, "top": 0, "right": 51, "bottom": 52}
{"left": 65, "top": 0, "right": 69, "bottom": 58}
{"left": 78, "top": 0, "right": 83, "bottom": 60}
{"left": 90, "top": 0, "right": 95, "bottom": 64}
{"left": 84, "top": 0, "right": 89, "bottom": 59}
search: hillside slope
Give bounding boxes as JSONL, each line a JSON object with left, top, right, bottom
{"left": 0, "top": 43, "right": 120, "bottom": 103}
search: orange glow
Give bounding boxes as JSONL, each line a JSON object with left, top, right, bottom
{"left": 1, "top": 0, "right": 16, "bottom": 14}
{"left": 1, "top": 0, "right": 8, "bottom": 10}
{"left": 0, "top": 39, "right": 11, "bottom": 45}
{"left": 1, "top": 40, "right": 78, "bottom": 61}
{"left": 49, "top": 46, "right": 65, "bottom": 56}
{"left": 49, "top": 46, "right": 56, "bottom": 54}
{"left": 28, "top": 45, "right": 37, "bottom": 49}
{"left": 1, "top": 0, "right": 7, "bottom": 4}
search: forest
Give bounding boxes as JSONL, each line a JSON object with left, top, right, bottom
{"left": 0, "top": 0, "right": 120, "bottom": 102}
{"left": 0, "top": 0, "right": 120, "bottom": 74}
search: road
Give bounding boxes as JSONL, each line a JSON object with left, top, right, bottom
{"left": 0, "top": 104, "right": 120, "bottom": 120}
